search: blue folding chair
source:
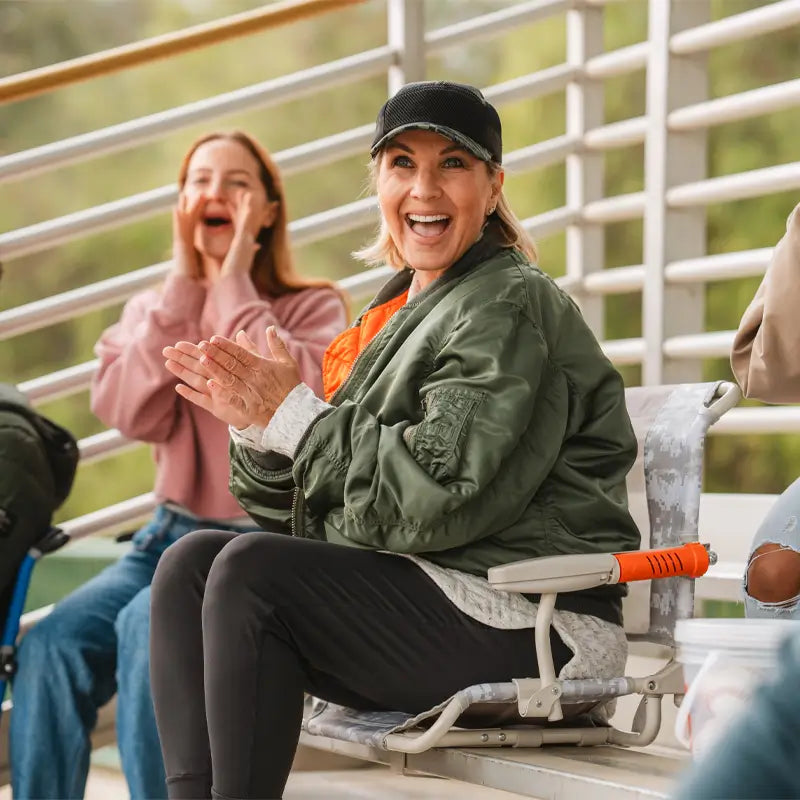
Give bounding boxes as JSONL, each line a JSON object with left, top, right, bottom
{"left": 0, "top": 527, "right": 70, "bottom": 719}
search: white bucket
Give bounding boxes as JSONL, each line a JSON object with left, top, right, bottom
{"left": 674, "top": 618, "right": 800, "bottom": 758}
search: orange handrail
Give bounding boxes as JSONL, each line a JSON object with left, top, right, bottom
{"left": 614, "top": 543, "right": 711, "bottom": 582}
{"left": 0, "top": 0, "right": 367, "bottom": 106}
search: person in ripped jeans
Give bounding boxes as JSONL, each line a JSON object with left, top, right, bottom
{"left": 731, "top": 201, "right": 800, "bottom": 617}
{"left": 9, "top": 131, "right": 346, "bottom": 800}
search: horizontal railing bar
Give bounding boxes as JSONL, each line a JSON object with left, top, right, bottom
{"left": 584, "top": 42, "right": 649, "bottom": 79}
{"left": 569, "top": 247, "right": 774, "bottom": 296}
{"left": 0, "top": 46, "right": 393, "bottom": 185}
{"left": 504, "top": 135, "right": 580, "bottom": 173}
{"left": 19, "top": 605, "right": 54, "bottom": 633}
{"left": 711, "top": 406, "right": 800, "bottom": 435}
{"left": 583, "top": 265, "right": 644, "bottom": 295}
{"left": 19, "top": 360, "right": 99, "bottom": 406}
{"left": 0, "top": 121, "right": 387, "bottom": 260}
{"left": 555, "top": 274, "right": 579, "bottom": 293}
{"left": 1, "top": 258, "right": 392, "bottom": 347}
{"left": 665, "top": 248, "right": 772, "bottom": 283}
{"left": 78, "top": 429, "right": 140, "bottom": 464}
{"left": 662, "top": 330, "right": 735, "bottom": 359}
{"left": 21, "top": 327, "right": 739, "bottom": 408}
{"left": 0, "top": 0, "right": 366, "bottom": 105}
{"left": 0, "top": 55, "right": 579, "bottom": 190}
{"left": 0, "top": 262, "right": 170, "bottom": 340}
{"left": 520, "top": 194, "right": 649, "bottom": 239}
{"left": 599, "top": 337, "right": 644, "bottom": 366}
{"left": 667, "top": 162, "right": 800, "bottom": 208}
{"left": 669, "top": 79, "right": 800, "bottom": 132}
{"left": 290, "top": 196, "right": 378, "bottom": 247}
{"left": 670, "top": 0, "right": 800, "bottom": 55}
{"left": 2, "top": 214, "right": 776, "bottom": 352}
{"left": 60, "top": 492, "right": 158, "bottom": 543}
{"left": 583, "top": 192, "right": 645, "bottom": 223}
{"left": 425, "top": 0, "right": 576, "bottom": 54}
{"left": 553, "top": 247, "right": 774, "bottom": 298}
{"left": 583, "top": 0, "right": 640, "bottom": 6}
{"left": 15, "top": 266, "right": 395, "bottom": 403}
{"left": 484, "top": 64, "right": 579, "bottom": 106}
{"left": 276, "top": 124, "right": 374, "bottom": 174}
{"left": 0, "top": 187, "right": 174, "bottom": 262}
{"left": 583, "top": 116, "right": 647, "bottom": 150}
{"left": 25, "top": 247, "right": 770, "bottom": 348}
{"left": 2, "top": 126, "right": 582, "bottom": 265}
{"left": 338, "top": 265, "right": 395, "bottom": 297}
{"left": 520, "top": 206, "right": 579, "bottom": 239}
{"left": 0, "top": 41, "right": 649, "bottom": 189}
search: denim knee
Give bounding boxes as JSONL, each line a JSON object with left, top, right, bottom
{"left": 115, "top": 591, "right": 151, "bottom": 667}
{"left": 16, "top": 615, "right": 71, "bottom": 670}
{"left": 13, "top": 616, "right": 90, "bottom": 703}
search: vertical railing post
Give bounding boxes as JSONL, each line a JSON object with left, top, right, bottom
{"left": 643, "top": 0, "right": 710, "bottom": 385}
{"left": 565, "top": 4, "right": 605, "bottom": 338}
{"left": 387, "top": 0, "right": 425, "bottom": 96}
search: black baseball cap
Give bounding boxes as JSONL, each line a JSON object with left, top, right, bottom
{"left": 370, "top": 81, "right": 503, "bottom": 164}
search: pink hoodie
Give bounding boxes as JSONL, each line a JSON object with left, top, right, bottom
{"left": 91, "top": 272, "right": 347, "bottom": 520}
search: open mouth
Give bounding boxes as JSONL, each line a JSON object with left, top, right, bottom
{"left": 406, "top": 213, "right": 451, "bottom": 238}
{"left": 203, "top": 215, "right": 232, "bottom": 229}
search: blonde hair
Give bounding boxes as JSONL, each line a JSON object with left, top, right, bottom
{"left": 179, "top": 130, "right": 338, "bottom": 297}
{"left": 353, "top": 157, "right": 538, "bottom": 268}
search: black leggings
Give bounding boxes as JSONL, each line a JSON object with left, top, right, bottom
{"left": 149, "top": 531, "right": 571, "bottom": 800}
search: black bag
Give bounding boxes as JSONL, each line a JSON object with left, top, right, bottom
{"left": 0, "top": 383, "right": 78, "bottom": 623}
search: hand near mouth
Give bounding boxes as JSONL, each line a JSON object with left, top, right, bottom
{"left": 220, "top": 191, "right": 262, "bottom": 278}
{"left": 172, "top": 193, "right": 207, "bottom": 280}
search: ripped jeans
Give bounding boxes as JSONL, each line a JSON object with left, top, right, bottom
{"left": 744, "top": 476, "right": 800, "bottom": 618}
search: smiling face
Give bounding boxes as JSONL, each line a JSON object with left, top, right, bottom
{"left": 181, "top": 138, "right": 275, "bottom": 262}
{"left": 376, "top": 129, "right": 503, "bottom": 283}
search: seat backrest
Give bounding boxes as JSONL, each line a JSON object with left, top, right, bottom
{"left": 622, "top": 381, "right": 737, "bottom": 645}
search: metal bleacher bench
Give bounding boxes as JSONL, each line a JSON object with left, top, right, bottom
{"left": 298, "top": 380, "right": 743, "bottom": 800}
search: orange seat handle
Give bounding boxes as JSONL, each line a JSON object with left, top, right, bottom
{"left": 613, "top": 542, "right": 710, "bottom": 582}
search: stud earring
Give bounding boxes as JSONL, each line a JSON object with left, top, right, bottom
{"left": 487, "top": 206, "right": 496, "bottom": 215}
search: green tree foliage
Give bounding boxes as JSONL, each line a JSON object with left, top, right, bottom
{"left": 0, "top": 0, "right": 798, "bottom": 526}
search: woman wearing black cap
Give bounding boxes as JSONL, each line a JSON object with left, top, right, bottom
{"left": 151, "top": 81, "right": 640, "bottom": 800}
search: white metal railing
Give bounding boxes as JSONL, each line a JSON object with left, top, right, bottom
{"left": 1, "top": 0, "right": 798, "bottom": 593}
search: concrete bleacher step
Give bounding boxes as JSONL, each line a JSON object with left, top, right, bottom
{"left": 0, "top": 764, "right": 540, "bottom": 800}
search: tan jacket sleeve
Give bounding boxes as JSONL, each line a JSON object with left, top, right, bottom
{"left": 731, "top": 203, "right": 800, "bottom": 403}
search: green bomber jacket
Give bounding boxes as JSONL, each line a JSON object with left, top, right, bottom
{"left": 229, "top": 230, "right": 640, "bottom": 622}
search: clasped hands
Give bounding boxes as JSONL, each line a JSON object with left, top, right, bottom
{"left": 163, "top": 327, "right": 301, "bottom": 431}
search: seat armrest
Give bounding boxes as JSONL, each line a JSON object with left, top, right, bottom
{"left": 488, "top": 553, "right": 618, "bottom": 594}
{"left": 488, "top": 543, "right": 713, "bottom": 594}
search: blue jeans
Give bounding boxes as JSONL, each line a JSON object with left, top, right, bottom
{"left": 10, "top": 504, "right": 257, "bottom": 800}
{"left": 744, "top": 476, "right": 800, "bottom": 618}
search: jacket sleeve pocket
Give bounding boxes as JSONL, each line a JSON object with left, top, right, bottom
{"left": 404, "top": 387, "right": 484, "bottom": 483}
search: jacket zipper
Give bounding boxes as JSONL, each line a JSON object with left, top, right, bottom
{"left": 291, "top": 321, "right": 376, "bottom": 538}
{"left": 290, "top": 487, "right": 299, "bottom": 537}
{"left": 296, "top": 290, "right": 411, "bottom": 536}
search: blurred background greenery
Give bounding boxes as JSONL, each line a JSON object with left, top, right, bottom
{"left": 0, "top": 0, "right": 798, "bottom": 606}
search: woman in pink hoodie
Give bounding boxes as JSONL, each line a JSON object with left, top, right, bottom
{"left": 9, "top": 131, "right": 347, "bottom": 800}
